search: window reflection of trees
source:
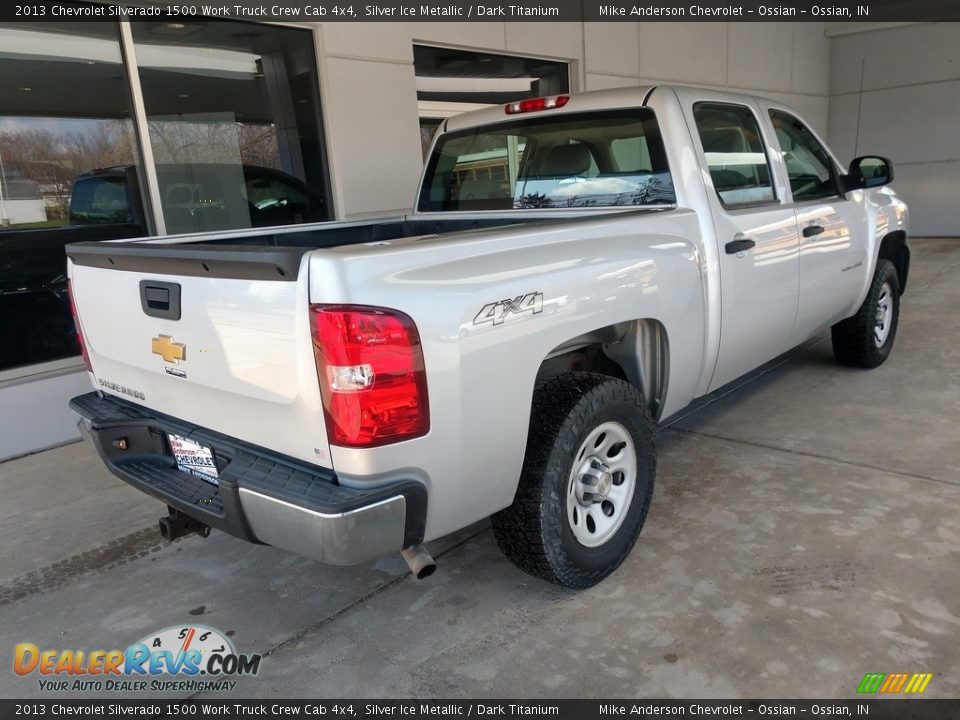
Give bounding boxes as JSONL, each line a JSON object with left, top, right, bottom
{"left": 0, "top": 120, "right": 136, "bottom": 227}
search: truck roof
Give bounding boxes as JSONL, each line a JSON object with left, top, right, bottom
{"left": 443, "top": 86, "right": 650, "bottom": 133}
{"left": 441, "top": 85, "right": 779, "bottom": 133}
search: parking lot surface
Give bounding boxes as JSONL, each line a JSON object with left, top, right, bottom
{"left": 2, "top": 239, "right": 958, "bottom": 699}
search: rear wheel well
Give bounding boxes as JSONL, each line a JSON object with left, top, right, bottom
{"left": 537, "top": 344, "right": 628, "bottom": 383}
{"left": 535, "top": 319, "right": 669, "bottom": 419}
{"left": 878, "top": 230, "right": 909, "bottom": 294}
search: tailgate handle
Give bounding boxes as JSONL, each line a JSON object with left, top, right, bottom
{"left": 140, "top": 280, "right": 181, "bottom": 321}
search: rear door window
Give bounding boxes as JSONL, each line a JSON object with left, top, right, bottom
{"left": 693, "top": 103, "right": 777, "bottom": 207}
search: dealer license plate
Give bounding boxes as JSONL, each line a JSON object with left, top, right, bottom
{"left": 168, "top": 434, "right": 220, "bottom": 486}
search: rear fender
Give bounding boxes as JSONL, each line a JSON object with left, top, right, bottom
{"left": 314, "top": 209, "right": 708, "bottom": 541}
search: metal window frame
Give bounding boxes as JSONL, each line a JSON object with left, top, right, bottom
{"left": 117, "top": 19, "right": 167, "bottom": 236}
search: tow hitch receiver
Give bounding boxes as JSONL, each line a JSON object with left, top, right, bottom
{"left": 158, "top": 506, "right": 211, "bottom": 542}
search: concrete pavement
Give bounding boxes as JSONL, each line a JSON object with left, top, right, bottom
{"left": 1, "top": 238, "right": 957, "bottom": 699}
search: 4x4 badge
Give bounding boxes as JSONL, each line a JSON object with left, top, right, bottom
{"left": 474, "top": 292, "right": 544, "bottom": 327}
{"left": 152, "top": 334, "right": 186, "bottom": 363}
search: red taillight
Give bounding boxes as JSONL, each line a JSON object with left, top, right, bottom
{"left": 505, "top": 94, "right": 570, "bottom": 114}
{"left": 310, "top": 305, "right": 429, "bottom": 448}
{"left": 67, "top": 280, "right": 92, "bottom": 372}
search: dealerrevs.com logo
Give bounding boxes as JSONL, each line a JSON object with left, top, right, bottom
{"left": 14, "top": 625, "right": 261, "bottom": 693}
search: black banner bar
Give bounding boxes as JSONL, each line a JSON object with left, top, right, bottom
{"left": 2, "top": 699, "right": 960, "bottom": 719}
{"left": 2, "top": 0, "right": 959, "bottom": 23}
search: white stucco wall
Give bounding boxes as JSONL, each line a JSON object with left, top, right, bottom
{"left": 827, "top": 22, "right": 959, "bottom": 237}
{"left": 0, "top": 370, "right": 94, "bottom": 462}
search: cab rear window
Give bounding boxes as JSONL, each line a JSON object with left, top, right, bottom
{"left": 418, "top": 110, "right": 675, "bottom": 212}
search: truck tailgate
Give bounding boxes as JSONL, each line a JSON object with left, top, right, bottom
{"left": 67, "top": 242, "right": 332, "bottom": 469}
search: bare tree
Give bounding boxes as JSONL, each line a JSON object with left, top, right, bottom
{"left": 147, "top": 120, "right": 280, "bottom": 169}
{"left": 0, "top": 120, "right": 137, "bottom": 219}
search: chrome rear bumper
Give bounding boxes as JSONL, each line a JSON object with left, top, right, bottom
{"left": 70, "top": 391, "right": 427, "bottom": 566}
{"left": 238, "top": 488, "right": 407, "bottom": 565}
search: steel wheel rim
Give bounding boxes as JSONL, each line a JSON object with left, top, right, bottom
{"left": 566, "top": 421, "right": 637, "bottom": 548}
{"left": 874, "top": 281, "right": 893, "bottom": 347}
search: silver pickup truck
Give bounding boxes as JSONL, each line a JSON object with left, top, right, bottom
{"left": 67, "top": 86, "right": 909, "bottom": 588}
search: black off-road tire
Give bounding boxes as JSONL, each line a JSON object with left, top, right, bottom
{"left": 491, "top": 372, "right": 656, "bottom": 589}
{"left": 831, "top": 259, "right": 901, "bottom": 368}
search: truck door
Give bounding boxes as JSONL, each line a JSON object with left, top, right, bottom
{"left": 687, "top": 100, "right": 802, "bottom": 391}
{"left": 764, "top": 108, "right": 869, "bottom": 343}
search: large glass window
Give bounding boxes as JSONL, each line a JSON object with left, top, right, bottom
{"left": 419, "top": 110, "right": 675, "bottom": 212}
{"left": 0, "top": 16, "right": 332, "bottom": 376}
{"left": 130, "top": 20, "right": 330, "bottom": 234}
{"left": 769, "top": 110, "right": 840, "bottom": 202}
{"left": 693, "top": 103, "right": 776, "bottom": 207}
{"left": 0, "top": 17, "right": 146, "bottom": 372}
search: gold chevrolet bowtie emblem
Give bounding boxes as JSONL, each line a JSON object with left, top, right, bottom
{"left": 151, "top": 335, "right": 186, "bottom": 364}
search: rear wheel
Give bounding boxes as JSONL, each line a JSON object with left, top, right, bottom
{"left": 831, "top": 259, "right": 901, "bottom": 368}
{"left": 491, "top": 372, "right": 655, "bottom": 589}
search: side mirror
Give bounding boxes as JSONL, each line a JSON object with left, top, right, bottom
{"left": 845, "top": 156, "right": 894, "bottom": 191}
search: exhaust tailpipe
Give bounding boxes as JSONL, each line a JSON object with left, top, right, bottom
{"left": 159, "top": 507, "right": 211, "bottom": 542}
{"left": 400, "top": 545, "right": 437, "bottom": 579}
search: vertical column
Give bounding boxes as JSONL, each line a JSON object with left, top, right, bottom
{"left": 117, "top": 19, "right": 167, "bottom": 236}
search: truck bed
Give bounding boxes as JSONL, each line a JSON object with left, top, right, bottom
{"left": 63, "top": 215, "right": 545, "bottom": 280}
{"left": 64, "top": 211, "right": 665, "bottom": 280}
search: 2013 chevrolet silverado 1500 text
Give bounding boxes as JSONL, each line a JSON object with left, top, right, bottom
{"left": 67, "top": 86, "right": 909, "bottom": 588}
